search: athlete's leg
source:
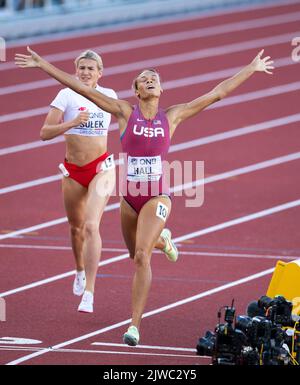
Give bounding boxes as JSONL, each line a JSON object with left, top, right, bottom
{"left": 62, "top": 177, "right": 87, "bottom": 272}
{"left": 83, "top": 167, "right": 116, "bottom": 294}
{"left": 131, "top": 196, "right": 172, "bottom": 329}
{"left": 120, "top": 198, "right": 138, "bottom": 259}
{"left": 154, "top": 233, "right": 166, "bottom": 250}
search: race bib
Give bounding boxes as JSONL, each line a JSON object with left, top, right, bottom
{"left": 156, "top": 202, "right": 168, "bottom": 222}
{"left": 101, "top": 154, "right": 115, "bottom": 172}
{"left": 127, "top": 156, "right": 162, "bottom": 182}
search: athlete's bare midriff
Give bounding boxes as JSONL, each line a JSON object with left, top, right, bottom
{"left": 64, "top": 134, "right": 107, "bottom": 165}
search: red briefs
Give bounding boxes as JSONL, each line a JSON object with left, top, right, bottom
{"left": 62, "top": 152, "right": 112, "bottom": 188}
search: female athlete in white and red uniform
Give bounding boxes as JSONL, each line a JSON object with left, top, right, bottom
{"left": 15, "top": 47, "right": 274, "bottom": 345}
{"left": 39, "top": 50, "right": 117, "bottom": 313}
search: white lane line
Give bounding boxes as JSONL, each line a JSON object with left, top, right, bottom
{"left": 173, "top": 251, "right": 298, "bottom": 261}
{"left": 0, "top": 136, "right": 65, "bottom": 157}
{"left": 0, "top": 346, "right": 197, "bottom": 359}
{"left": 0, "top": 202, "right": 118, "bottom": 242}
{"left": 0, "top": 106, "right": 49, "bottom": 125}
{"left": 1, "top": 110, "right": 300, "bottom": 195}
{"left": 0, "top": 244, "right": 128, "bottom": 252}
{"left": 0, "top": 243, "right": 297, "bottom": 261}
{"left": 5, "top": 265, "right": 278, "bottom": 365}
{"left": 175, "top": 200, "right": 300, "bottom": 243}
{"left": 0, "top": 175, "right": 62, "bottom": 194}
{"left": 0, "top": 252, "right": 129, "bottom": 298}
{"left": 1, "top": 196, "right": 300, "bottom": 299}
{"left": 0, "top": 55, "right": 293, "bottom": 156}
{"left": 0, "top": 343, "right": 195, "bottom": 353}
{"left": 6, "top": 0, "right": 299, "bottom": 48}
{"left": 162, "top": 57, "right": 293, "bottom": 95}
{"left": 1, "top": 151, "right": 300, "bottom": 241}
{"left": 169, "top": 113, "right": 300, "bottom": 152}
{"left": 2, "top": 9, "right": 299, "bottom": 84}
{"left": 173, "top": 152, "right": 300, "bottom": 192}
{"left": 215, "top": 82, "right": 300, "bottom": 109}
{"left": 91, "top": 342, "right": 195, "bottom": 352}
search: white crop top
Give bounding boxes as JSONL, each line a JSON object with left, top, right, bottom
{"left": 50, "top": 85, "right": 117, "bottom": 137}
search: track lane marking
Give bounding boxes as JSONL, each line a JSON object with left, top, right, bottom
{"left": 0, "top": 346, "right": 198, "bottom": 359}
{"left": 0, "top": 342, "right": 195, "bottom": 353}
{"left": 0, "top": 244, "right": 298, "bottom": 261}
{"left": 91, "top": 342, "right": 195, "bottom": 352}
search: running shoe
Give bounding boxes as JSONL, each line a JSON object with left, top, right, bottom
{"left": 77, "top": 290, "right": 93, "bottom": 313}
{"left": 123, "top": 326, "right": 140, "bottom": 346}
{"left": 73, "top": 270, "right": 86, "bottom": 296}
{"left": 160, "top": 228, "right": 178, "bottom": 262}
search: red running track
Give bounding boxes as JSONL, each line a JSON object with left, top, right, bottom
{"left": 0, "top": 0, "right": 299, "bottom": 366}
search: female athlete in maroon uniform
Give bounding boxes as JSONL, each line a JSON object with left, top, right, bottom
{"left": 15, "top": 47, "right": 274, "bottom": 346}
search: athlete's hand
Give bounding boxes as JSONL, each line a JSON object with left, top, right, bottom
{"left": 250, "top": 49, "right": 274, "bottom": 74}
{"left": 15, "top": 46, "right": 42, "bottom": 68}
{"left": 72, "top": 110, "right": 90, "bottom": 126}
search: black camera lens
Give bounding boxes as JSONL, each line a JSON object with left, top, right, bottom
{"left": 247, "top": 301, "right": 265, "bottom": 317}
{"left": 236, "top": 315, "right": 252, "bottom": 332}
{"left": 258, "top": 295, "right": 274, "bottom": 310}
{"left": 196, "top": 330, "right": 215, "bottom": 356}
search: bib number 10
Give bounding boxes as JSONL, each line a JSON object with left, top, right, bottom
{"left": 156, "top": 202, "right": 168, "bottom": 222}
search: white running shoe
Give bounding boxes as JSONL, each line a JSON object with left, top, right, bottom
{"left": 77, "top": 290, "right": 94, "bottom": 313}
{"left": 73, "top": 270, "right": 86, "bottom": 296}
{"left": 123, "top": 326, "right": 140, "bottom": 346}
{"left": 160, "top": 228, "right": 179, "bottom": 262}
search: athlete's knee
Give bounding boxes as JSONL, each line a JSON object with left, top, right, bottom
{"left": 84, "top": 221, "right": 100, "bottom": 238}
{"left": 134, "top": 248, "right": 151, "bottom": 268}
{"left": 70, "top": 224, "right": 84, "bottom": 238}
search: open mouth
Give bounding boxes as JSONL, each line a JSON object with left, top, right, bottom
{"left": 147, "top": 86, "right": 155, "bottom": 90}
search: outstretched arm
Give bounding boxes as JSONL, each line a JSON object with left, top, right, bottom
{"left": 15, "top": 47, "right": 132, "bottom": 120}
{"left": 166, "top": 49, "right": 274, "bottom": 134}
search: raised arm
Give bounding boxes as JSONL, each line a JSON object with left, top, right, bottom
{"left": 166, "top": 49, "right": 274, "bottom": 134}
{"left": 15, "top": 46, "right": 132, "bottom": 120}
